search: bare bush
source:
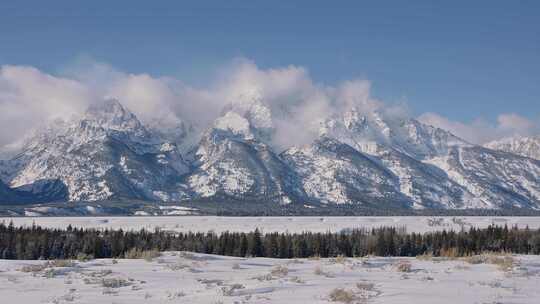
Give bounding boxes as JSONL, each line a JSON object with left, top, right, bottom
{"left": 314, "top": 265, "right": 334, "bottom": 278}
{"left": 50, "top": 260, "right": 75, "bottom": 268}
{"left": 166, "top": 263, "right": 190, "bottom": 271}
{"left": 270, "top": 265, "right": 289, "bottom": 277}
{"left": 329, "top": 288, "right": 356, "bottom": 303}
{"left": 395, "top": 261, "right": 412, "bottom": 273}
{"left": 198, "top": 278, "right": 224, "bottom": 287}
{"left": 463, "top": 253, "right": 515, "bottom": 272}
{"left": 101, "top": 278, "right": 132, "bottom": 288}
{"left": 76, "top": 253, "right": 94, "bottom": 262}
{"left": 166, "top": 291, "right": 186, "bottom": 299}
{"left": 221, "top": 283, "right": 245, "bottom": 296}
{"left": 289, "top": 276, "right": 305, "bottom": 284}
{"left": 20, "top": 263, "right": 48, "bottom": 273}
{"left": 331, "top": 255, "right": 347, "bottom": 264}
{"left": 253, "top": 273, "right": 274, "bottom": 281}
{"left": 87, "top": 269, "right": 113, "bottom": 278}
{"left": 124, "top": 248, "right": 161, "bottom": 261}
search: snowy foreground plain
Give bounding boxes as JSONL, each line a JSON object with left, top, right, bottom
{"left": 2, "top": 216, "right": 540, "bottom": 233}
{"left": 1, "top": 252, "right": 540, "bottom": 304}
{"left": 2, "top": 217, "right": 540, "bottom": 303}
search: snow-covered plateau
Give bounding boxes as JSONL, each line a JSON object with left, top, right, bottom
{"left": 1, "top": 251, "right": 539, "bottom": 304}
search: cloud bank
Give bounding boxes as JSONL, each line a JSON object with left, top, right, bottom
{"left": 418, "top": 112, "right": 539, "bottom": 144}
{"left": 0, "top": 58, "right": 538, "bottom": 158}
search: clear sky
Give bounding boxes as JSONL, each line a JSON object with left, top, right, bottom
{"left": 0, "top": 1, "right": 539, "bottom": 126}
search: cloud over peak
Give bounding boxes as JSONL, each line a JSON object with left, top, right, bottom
{"left": 0, "top": 58, "right": 538, "bottom": 158}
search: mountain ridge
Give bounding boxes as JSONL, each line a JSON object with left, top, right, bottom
{"left": 1, "top": 99, "right": 539, "bottom": 212}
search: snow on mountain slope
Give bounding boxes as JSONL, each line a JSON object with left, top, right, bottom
{"left": 426, "top": 146, "right": 540, "bottom": 209}
{"left": 485, "top": 135, "right": 540, "bottom": 160}
{"left": 0, "top": 98, "right": 539, "bottom": 211}
{"left": 1, "top": 99, "right": 189, "bottom": 202}
{"left": 188, "top": 110, "right": 304, "bottom": 204}
{"left": 282, "top": 137, "right": 409, "bottom": 207}
{"left": 321, "top": 108, "right": 470, "bottom": 160}
{"left": 313, "top": 109, "right": 473, "bottom": 208}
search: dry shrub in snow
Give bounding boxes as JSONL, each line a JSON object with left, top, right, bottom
{"left": 178, "top": 251, "right": 197, "bottom": 260}
{"left": 314, "top": 265, "right": 334, "bottom": 277}
{"left": 43, "top": 268, "right": 62, "bottom": 278}
{"left": 198, "top": 278, "right": 224, "bottom": 287}
{"left": 87, "top": 269, "right": 113, "bottom": 278}
{"left": 50, "top": 259, "right": 75, "bottom": 268}
{"left": 395, "top": 261, "right": 412, "bottom": 273}
{"left": 166, "top": 291, "right": 186, "bottom": 299}
{"left": 329, "top": 288, "right": 356, "bottom": 303}
{"left": 20, "top": 263, "right": 49, "bottom": 273}
{"left": 440, "top": 247, "right": 460, "bottom": 258}
{"left": 221, "top": 283, "right": 245, "bottom": 296}
{"left": 287, "top": 259, "right": 304, "bottom": 264}
{"left": 124, "top": 248, "right": 161, "bottom": 261}
{"left": 102, "top": 288, "right": 118, "bottom": 295}
{"left": 101, "top": 277, "right": 132, "bottom": 288}
{"left": 48, "top": 291, "right": 77, "bottom": 303}
{"left": 454, "top": 264, "right": 470, "bottom": 271}
{"left": 166, "top": 263, "right": 190, "bottom": 271}
{"left": 271, "top": 265, "right": 289, "bottom": 277}
{"left": 331, "top": 255, "right": 347, "bottom": 264}
{"left": 356, "top": 282, "right": 375, "bottom": 291}
{"left": 416, "top": 252, "right": 434, "bottom": 261}
{"left": 253, "top": 273, "right": 274, "bottom": 281}
{"left": 463, "top": 253, "right": 515, "bottom": 272}
{"left": 76, "top": 253, "right": 94, "bottom": 262}
{"left": 356, "top": 281, "right": 381, "bottom": 301}
{"left": 289, "top": 276, "right": 305, "bottom": 284}
{"left": 20, "top": 260, "right": 76, "bottom": 276}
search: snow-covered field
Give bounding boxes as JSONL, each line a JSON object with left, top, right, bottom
{"left": 0, "top": 252, "right": 539, "bottom": 304}
{"left": 2, "top": 216, "right": 540, "bottom": 233}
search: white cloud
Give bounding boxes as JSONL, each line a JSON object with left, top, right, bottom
{"left": 418, "top": 112, "right": 539, "bottom": 144}
{"left": 0, "top": 65, "right": 93, "bottom": 150}
{"left": 1, "top": 58, "right": 536, "bottom": 157}
{"left": 497, "top": 113, "right": 537, "bottom": 134}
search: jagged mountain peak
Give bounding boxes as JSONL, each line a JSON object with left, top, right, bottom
{"left": 0, "top": 98, "right": 539, "bottom": 211}
{"left": 320, "top": 108, "right": 470, "bottom": 160}
{"left": 1, "top": 99, "right": 189, "bottom": 202}
{"left": 80, "top": 98, "right": 150, "bottom": 138}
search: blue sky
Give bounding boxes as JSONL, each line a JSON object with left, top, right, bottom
{"left": 0, "top": 1, "right": 539, "bottom": 140}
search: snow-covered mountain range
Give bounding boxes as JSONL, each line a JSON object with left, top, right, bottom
{"left": 1, "top": 99, "right": 539, "bottom": 210}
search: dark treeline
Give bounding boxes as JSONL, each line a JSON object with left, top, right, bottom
{"left": 1, "top": 221, "right": 540, "bottom": 260}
